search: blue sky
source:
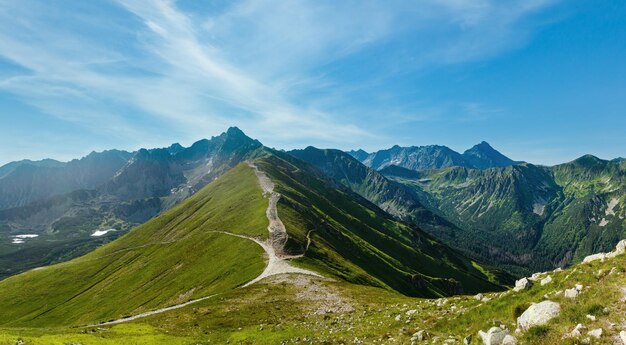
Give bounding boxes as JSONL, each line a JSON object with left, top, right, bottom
{"left": 0, "top": 0, "right": 624, "bottom": 166}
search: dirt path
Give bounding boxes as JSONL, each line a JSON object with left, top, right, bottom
{"left": 83, "top": 162, "right": 321, "bottom": 327}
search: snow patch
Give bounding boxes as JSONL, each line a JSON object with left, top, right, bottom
{"left": 91, "top": 229, "right": 116, "bottom": 237}
{"left": 11, "top": 234, "right": 38, "bottom": 244}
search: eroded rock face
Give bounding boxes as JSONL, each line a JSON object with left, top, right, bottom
{"left": 517, "top": 301, "right": 561, "bottom": 331}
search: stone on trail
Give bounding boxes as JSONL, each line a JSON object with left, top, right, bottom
{"left": 516, "top": 301, "right": 561, "bottom": 331}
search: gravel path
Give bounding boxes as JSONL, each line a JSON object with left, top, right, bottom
{"left": 83, "top": 162, "right": 321, "bottom": 327}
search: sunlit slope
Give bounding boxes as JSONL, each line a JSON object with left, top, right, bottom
{"left": 256, "top": 153, "right": 508, "bottom": 297}
{"left": 0, "top": 164, "right": 268, "bottom": 327}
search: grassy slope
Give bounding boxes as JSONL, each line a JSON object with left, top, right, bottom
{"left": 3, "top": 249, "right": 624, "bottom": 344}
{"left": 0, "top": 164, "right": 268, "bottom": 327}
{"left": 256, "top": 153, "right": 506, "bottom": 297}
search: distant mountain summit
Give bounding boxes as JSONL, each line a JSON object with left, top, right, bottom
{"left": 349, "top": 141, "right": 520, "bottom": 171}
{"left": 462, "top": 141, "right": 520, "bottom": 169}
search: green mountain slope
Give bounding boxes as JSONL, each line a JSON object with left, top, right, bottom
{"left": 3, "top": 235, "right": 624, "bottom": 344}
{"left": 257, "top": 152, "right": 509, "bottom": 296}
{"left": 383, "top": 157, "right": 626, "bottom": 274}
{"left": 288, "top": 147, "right": 469, "bottom": 260}
{"left": 0, "top": 127, "right": 263, "bottom": 279}
{"left": 0, "top": 152, "right": 509, "bottom": 329}
{"left": 0, "top": 164, "right": 268, "bottom": 327}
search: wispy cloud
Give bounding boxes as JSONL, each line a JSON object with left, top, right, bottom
{"left": 0, "top": 0, "right": 561, "bottom": 153}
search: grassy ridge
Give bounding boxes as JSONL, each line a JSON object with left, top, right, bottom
{"left": 257, "top": 153, "right": 506, "bottom": 297}
{"left": 0, "top": 164, "right": 268, "bottom": 327}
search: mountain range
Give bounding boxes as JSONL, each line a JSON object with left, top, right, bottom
{"left": 0, "top": 127, "right": 625, "bottom": 344}
{"left": 1, "top": 130, "right": 624, "bottom": 279}
{"left": 348, "top": 141, "right": 521, "bottom": 171}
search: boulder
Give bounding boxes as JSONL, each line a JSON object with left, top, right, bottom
{"left": 575, "top": 284, "right": 583, "bottom": 291}
{"left": 583, "top": 253, "right": 606, "bottom": 263}
{"left": 517, "top": 301, "right": 561, "bottom": 331}
{"left": 540, "top": 276, "right": 552, "bottom": 286}
{"left": 564, "top": 288, "right": 579, "bottom": 299}
{"left": 474, "top": 293, "right": 484, "bottom": 301}
{"left": 513, "top": 278, "right": 532, "bottom": 292}
{"left": 620, "top": 330, "right": 626, "bottom": 345}
{"left": 588, "top": 328, "right": 602, "bottom": 339}
{"left": 478, "top": 327, "right": 507, "bottom": 345}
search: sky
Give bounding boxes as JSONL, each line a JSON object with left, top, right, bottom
{"left": 0, "top": 0, "right": 625, "bottom": 166}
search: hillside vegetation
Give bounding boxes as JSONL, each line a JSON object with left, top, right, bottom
{"left": 0, "top": 164, "right": 268, "bottom": 327}
{"left": 383, "top": 158, "right": 626, "bottom": 274}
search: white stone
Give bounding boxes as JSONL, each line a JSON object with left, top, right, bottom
{"left": 585, "top": 314, "right": 596, "bottom": 321}
{"left": 406, "top": 309, "right": 418, "bottom": 316}
{"left": 583, "top": 253, "right": 606, "bottom": 263}
{"left": 575, "top": 284, "right": 583, "bottom": 291}
{"left": 478, "top": 327, "right": 508, "bottom": 345}
{"left": 395, "top": 314, "right": 401, "bottom": 321}
{"left": 517, "top": 301, "right": 561, "bottom": 331}
{"left": 540, "top": 276, "right": 552, "bottom": 286}
{"left": 619, "top": 331, "right": 626, "bottom": 345}
{"left": 587, "top": 328, "right": 602, "bottom": 339}
{"left": 570, "top": 324, "right": 586, "bottom": 337}
{"left": 474, "top": 293, "right": 484, "bottom": 301}
{"left": 414, "top": 330, "right": 427, "bottom": 341}
{"left": 564, "top": 288, "right": 579, "bottom": 299}
{"left": 513, "top": 278, "right": 532, "bottom": 292}
{"left": 502, "top": 335, "right": 517, "bottom": 345}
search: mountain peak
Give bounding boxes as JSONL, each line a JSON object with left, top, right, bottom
{"left": 347, "top": 149, "right": 369, "bottom": 161}
{"left": 462, "top": 142, "right": 518, "bottom": 169}
{"left": 226, "top": 126, "right": 246, "bottom": 137}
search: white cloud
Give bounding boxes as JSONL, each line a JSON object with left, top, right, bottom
{"left": 0, "top": 0, "right": 561, "bottom": 152}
